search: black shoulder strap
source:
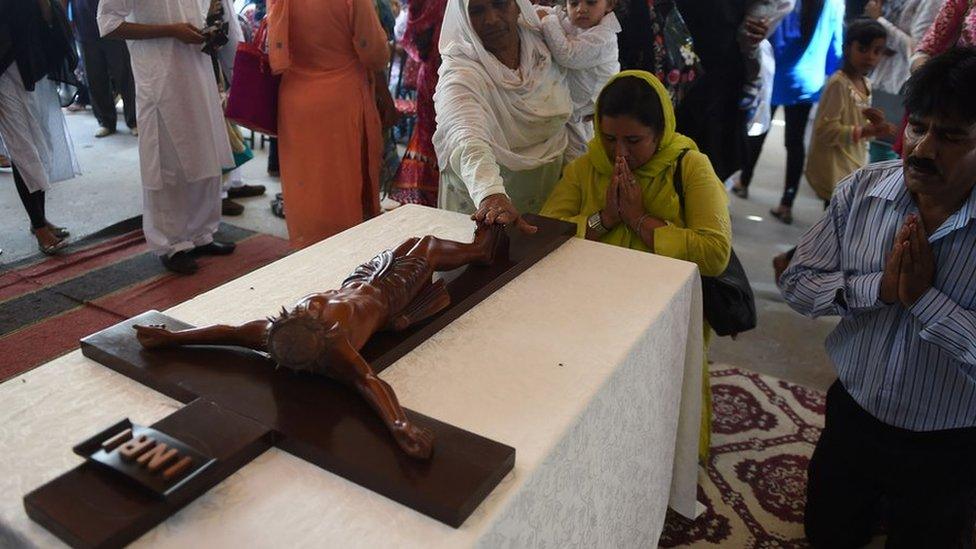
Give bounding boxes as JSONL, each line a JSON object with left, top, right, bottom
{"left": 672, "top": 149, "right": 691, "bottom": 211}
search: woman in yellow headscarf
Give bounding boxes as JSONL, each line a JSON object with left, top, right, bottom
{"left": 541, "top": 70, "right": 732, "bottom": 461}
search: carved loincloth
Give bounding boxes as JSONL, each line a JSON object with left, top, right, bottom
{"left": 342, "top": 251, "right": 450, "bottom": 331}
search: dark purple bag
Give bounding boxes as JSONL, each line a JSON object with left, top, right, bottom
{"left": 225, "top": 19, "right": 280, "bottom": 136}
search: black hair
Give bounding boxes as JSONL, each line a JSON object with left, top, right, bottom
{"left": 596, "top": 75, "right": 665, "bottom": 134}
{"left": 843, "top": 18, "right": 887, "bottom": 52}
{"left": 904, "top": 47, "right": 976, "bottom": 125}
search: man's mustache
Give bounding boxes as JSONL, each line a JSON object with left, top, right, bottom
{"left": 906, "top": 156, "right": 939, "bottom": 176}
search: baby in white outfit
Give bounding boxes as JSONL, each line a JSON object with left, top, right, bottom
{"left": 537, "top": 0, "right": 621, "bottom": 162}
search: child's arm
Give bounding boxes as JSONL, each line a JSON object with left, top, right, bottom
{"left": 540, "top": 11, "right": 620, "bottom": 70}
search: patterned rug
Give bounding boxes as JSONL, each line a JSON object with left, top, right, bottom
{"left": 660, "top": 367, "right": 827, "bottom": 548}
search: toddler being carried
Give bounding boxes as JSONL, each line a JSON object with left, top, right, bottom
{"left": 537, "top": 0, "right": 621, "bottom": 161}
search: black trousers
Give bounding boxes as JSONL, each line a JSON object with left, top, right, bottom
{"left": 12, "top": 164, "right": 46, "bottom": 229}
{"left": 739, "top": 103, "right": 813, "bottom": 208}
{"left": 806, "top": 381, "right": 976, "bottom": 548}
{"left": 79, "top": 38, "right": 137, "bottom": 130}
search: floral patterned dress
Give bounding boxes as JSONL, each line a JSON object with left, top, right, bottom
{"left": 388, "top": 0, "right": 448, "bottom": 207}
{"left": 916, "top": 0, "right": 976, "bottom": 57}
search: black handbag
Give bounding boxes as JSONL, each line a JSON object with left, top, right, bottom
{"left": 671, "top": 150, "right": 757, "bottom": 336}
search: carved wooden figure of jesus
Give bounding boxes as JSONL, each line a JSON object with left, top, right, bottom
{"left": 134, "top": 224, "right": 506, "bottom": 459}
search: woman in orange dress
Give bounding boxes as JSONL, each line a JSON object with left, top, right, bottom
{"left": 268, "top": 0, "right": 391, "bottom": 248}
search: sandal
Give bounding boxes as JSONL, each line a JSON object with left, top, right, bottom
{"left": 30, "top": 227, "right": 68, "bottom": 256}
{"left": 731, "top": 185, "right": 749, "bottom": 199}
{"left": 29, "top": 224, "right": 70, "bottom": 238}
{"left": 769, "top": 208, "right": 794, "bottom": 225}
{"left": 38, "top": 238, "right": 68, "bottom": 256}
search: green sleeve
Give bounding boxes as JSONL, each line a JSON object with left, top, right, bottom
{"left": 540, "top": 159, "right": 590, "bottom": 238}
{"left": 653, "top": 152, "right": 733, "bottom": 277}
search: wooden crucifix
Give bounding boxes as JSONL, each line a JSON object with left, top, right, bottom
{"left": 24, "top": 215, "right": 574, "bottom": 548}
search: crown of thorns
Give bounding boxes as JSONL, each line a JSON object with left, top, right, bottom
{"left": 266, "top": 307, "right": 339, "bottom": 374}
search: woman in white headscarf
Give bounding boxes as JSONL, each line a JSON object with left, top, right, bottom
{"left": 433, "top": 0, "right": 572, "bottom": 232}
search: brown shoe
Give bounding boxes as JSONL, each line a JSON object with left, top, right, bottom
{"left": 222, "top": 198, "right": 244, "bottom": 216}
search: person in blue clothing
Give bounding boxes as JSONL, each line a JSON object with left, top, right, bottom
{"left": 731, "top": 0, "right": 845, "bottom": 225}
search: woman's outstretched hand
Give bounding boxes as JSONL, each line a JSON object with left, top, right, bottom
{"left": 473, "top": 194, "right": 539, "bottom": 234}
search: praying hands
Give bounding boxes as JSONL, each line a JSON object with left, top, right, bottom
{"left": 600, "top": 155, "right": 665, "bottom": 245}
{"left": 880, "top": 214, "right": 936, "bottom": 307}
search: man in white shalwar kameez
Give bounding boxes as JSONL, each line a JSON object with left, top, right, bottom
{"left": 98, "top": 0, "right": 237, "bottom": 274}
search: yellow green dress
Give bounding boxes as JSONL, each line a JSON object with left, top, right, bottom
{"left": 540, "top": 71, "right": 732, "bottom": 461}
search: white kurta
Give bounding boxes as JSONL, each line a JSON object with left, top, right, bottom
{"left": 97, "top": 0, "right": 233, "bottom": 256}
{"left": 539, "top": 9, "right": 620, "bottom": 160}
{"left": 0, "top": 65, "right": 80, "bottom": 193}
{"left": 97, "top": 0, "right": 234, "bottom": 192}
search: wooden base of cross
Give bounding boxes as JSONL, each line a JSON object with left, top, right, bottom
{"left": 24, "top": 215, "right": 575, "bottom": 548}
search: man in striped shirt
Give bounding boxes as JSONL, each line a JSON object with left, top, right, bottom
{"left": 780, "top": 47, "right": 976, "bottom": 548}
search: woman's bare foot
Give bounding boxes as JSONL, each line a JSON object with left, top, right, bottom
{"left": 44, "top": 221, "right": 69, "bottom": 238}
{"left": 392, "top": 421, "right": 434, "bottom": 459}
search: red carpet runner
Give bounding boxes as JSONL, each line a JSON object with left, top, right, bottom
{"left": 0, "top": 223, "right": 290, "bottom": 382}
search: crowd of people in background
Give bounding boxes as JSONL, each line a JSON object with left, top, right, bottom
{"left": 3, "top": 0, "right": 976, "bottom": 544}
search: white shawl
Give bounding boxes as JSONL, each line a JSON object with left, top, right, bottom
{"left": 432, "top": 0, "right": 572, "bottom": 176}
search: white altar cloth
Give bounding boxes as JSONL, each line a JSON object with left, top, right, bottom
{"left": 0, "top": 205, "right": 703, "bottom": 548}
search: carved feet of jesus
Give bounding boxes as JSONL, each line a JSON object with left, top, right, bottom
{"left": 392, "top": 421, "right": 434, "bottom": 459}
{"left": 473, "top": 222, "right": 508, "bottom": 267}
{"left": 134, "top": 324, "right": 176, "bottom": 349}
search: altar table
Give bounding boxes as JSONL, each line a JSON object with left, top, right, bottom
{"left": 0, "top": 205, "right": 703, "bottom": 547}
